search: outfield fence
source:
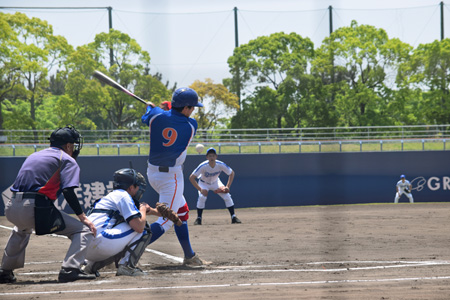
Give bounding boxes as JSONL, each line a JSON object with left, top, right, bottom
{"left": 0, "top": 138, "right": 448, "bottom": 157}
{"left": 1, "top": 124, "right": 449, "bottom": 156}
{"left": 1, "top": 124, "right": 450, "bottom": 145}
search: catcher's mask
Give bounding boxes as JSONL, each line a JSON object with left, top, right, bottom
{"left": 49, "top": 125, "right": 83, "bottom": 159}
{"left": 113, "top": 168, "right": 147, "bottom": 202}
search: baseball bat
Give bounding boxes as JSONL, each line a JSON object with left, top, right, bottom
{"left": 92, "top": 70, "right": 148, "bottom": 105}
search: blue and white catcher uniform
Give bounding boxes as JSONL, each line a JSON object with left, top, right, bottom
{"left": 85, "top": 189, "right": 148, "bottom": 265}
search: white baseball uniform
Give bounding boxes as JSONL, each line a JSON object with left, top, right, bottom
{"left": 191, "top": 160, "right": 234, "bottom": 209}
{"left": 85, "top": 189, "right": 146, "bottom": 265}
{"left": 394, "top": 179, "right": 414, "bottom": 203}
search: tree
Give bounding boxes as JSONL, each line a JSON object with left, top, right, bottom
{"left": 88, "top": 29, "right": 170, "bottom": 129}
{"left": 226, "top": 32, "right": 315, "bottom": 129}
{"left": 312, "top": 21, "right": 412, "bottom": 126}
{"left": 61, "top": 45, "right": 110, "bottom": 130}
{"left": 4, "top": 12, "right": 73, "bottom": 140}
{"left": 398, "top": 39, "right": 450, "bottom": 125}
{"left": 0, "top": 13, "right": 22, "bottom": 131}
{"left": 190, "top": 78, "right": 239, "bottom": 129}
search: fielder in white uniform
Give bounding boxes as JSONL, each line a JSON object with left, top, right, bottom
{"left": 394, "top": 174, "right": 414, "bottom": 203}
{"left": 83, "top": 168, "right": 159, "bottom": 277}
{"left": 189, "top": 147, "right": 241, "bottom": 225}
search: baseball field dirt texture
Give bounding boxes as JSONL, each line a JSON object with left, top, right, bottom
{"left": 0, "top": 203, "right": 449, "bottom": 299}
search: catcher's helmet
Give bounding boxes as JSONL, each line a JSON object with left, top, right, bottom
{"left": 113, "top": 168, "right": 147, "bottom": 201}
{"left": 171, "top": 87, "right": 203, "bottom": 108}
{"left": 49, "top": 125, "right": 83, "bottom": 158}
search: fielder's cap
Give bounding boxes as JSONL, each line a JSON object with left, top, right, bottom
{"left": 171, "top": 87, "right": 203, "bottom": 108}
{"left": 206, "top": 147, "right": 217, "bottom": 155}
{"left": 161, "top": 101, "right": 171, "bottom": 110}
{"left": 400, "top": 174, "right": 406, "bottom": 179}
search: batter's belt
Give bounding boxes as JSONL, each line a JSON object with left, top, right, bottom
{"left": 147, "top": 162, "right": 182, "bottom": 173}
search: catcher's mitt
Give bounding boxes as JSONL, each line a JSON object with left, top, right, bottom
{"left": 214, "top": 186, "right": 229, "bottom": 194}
{"left": 156, "top": 202, "right": 182, "bottom": 226}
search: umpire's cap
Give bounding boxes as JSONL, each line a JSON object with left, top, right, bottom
{"left": 49, "top": 125, "right": 82, "bottom": 147}
{"left": 171, "top": 87, "right": 203, "bottom": 108}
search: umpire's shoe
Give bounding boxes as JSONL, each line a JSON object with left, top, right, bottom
{"left": 0, "top": 269, "right": 16, "bottom": 283}
{"left": 194, "top": 217, "right": 202, "bottom": 225}
{"left": 232, "top": 216, "right": 242, "bottom": 224}
{"left": 58, "top": 267, "right": 96, "bottom": 283}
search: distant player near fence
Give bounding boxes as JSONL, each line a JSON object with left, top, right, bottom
{"left": 394, "top": 174, "right": 414, "bottom": 203}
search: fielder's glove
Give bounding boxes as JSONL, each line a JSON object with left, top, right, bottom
{"left": 214, "top": 186, "right": 229, "bottom": 194}
{"left": 404, "top": 189, "right": 410, "bottom": 193}
{"left": 156, "top": 202, "right": 182, "bottom": 226}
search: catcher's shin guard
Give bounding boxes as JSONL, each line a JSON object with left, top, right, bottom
{"left": 124, "top": 223, "right": 152, "bottom": 268}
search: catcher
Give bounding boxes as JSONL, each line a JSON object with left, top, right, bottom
{"left": 82, "top": 168, "right": 182, "bottom": 277}
{"left": 189, "top": 147, "right": 241, "bottom": 225}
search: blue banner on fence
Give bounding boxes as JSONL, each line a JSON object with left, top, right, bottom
{"left": 1, "top": 151, "right": 449, "bottom": 216}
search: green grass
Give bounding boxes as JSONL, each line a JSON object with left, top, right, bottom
{"left": 0, "top": 140, "right": 447, "bottom": 157}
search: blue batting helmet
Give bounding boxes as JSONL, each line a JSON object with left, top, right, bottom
{"left": 171, "top": 87, "right": 203, "bottom": 108}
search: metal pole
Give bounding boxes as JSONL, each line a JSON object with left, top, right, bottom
{"left": 329, "top": 6, "right": 333, "bottom": 34}
{"left": 233, "top": 7, "right": 241, "bottom": 109}
{"left": 108, "top": 6, "right": 114, "bottom": 67}
{"left": 441, "top": 1, "right": 444, "bottom": 41}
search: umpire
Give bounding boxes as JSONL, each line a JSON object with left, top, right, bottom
{"left": 0, "top": 125, "right": 97, "bottom": 283}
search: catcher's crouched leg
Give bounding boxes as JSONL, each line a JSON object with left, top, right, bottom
{"left": 85, "top": 223, "right": 152, "bottom": 277}
{"left": 121, "top": 223, "right": 152, "bottom": 269}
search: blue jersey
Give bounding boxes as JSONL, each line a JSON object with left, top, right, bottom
{"left": 141, "top": 106, "right": 198, "bottom": 167}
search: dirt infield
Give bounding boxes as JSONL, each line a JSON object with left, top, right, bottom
{"left": 0, "top": 203, "right": 449, "bottom": 299}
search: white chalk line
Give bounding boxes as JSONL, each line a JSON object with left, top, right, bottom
{"left": 0, "top": 224, "right": 181, "bottom": 263}
{"left": 2, "top": 224, "right": 450, "bottom": 296}
{"left": 2, "top": 275, "right": 450, "bottom": 296}
{"left": 144, "top": 248, "right": 183, "bottom": 263}
{"left": 13, "top": 260, "right": 450, "bottom": 277}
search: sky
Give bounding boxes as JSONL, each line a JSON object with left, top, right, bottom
{"left": 0, "top": 0, "right": 449, "bottom": 91}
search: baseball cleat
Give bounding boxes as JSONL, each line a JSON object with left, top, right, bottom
{"left": 0, "top": 269, "right": 16, "bottom": 284}
{"left": 116, "top": 264, "right": 146, "bottom": 276}
{"left": 194, "top": 217, "right": 202, "bottom": 225}
{"left": 81, "top": 263, "right": 100, "bottom": 277}
{"left": 58, "top": 267, "right": 96, "bottom": 283}
{"left": 232, "top": 216, "right": 242, "bottom": 224}
{"left": 183, "top": 253, "right": 211, "bottom": 266}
